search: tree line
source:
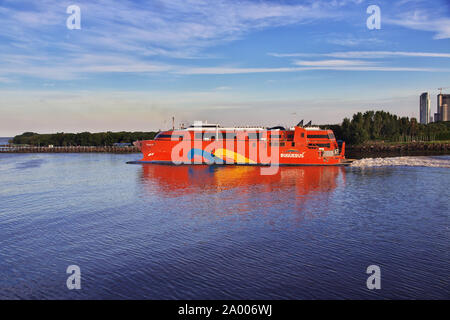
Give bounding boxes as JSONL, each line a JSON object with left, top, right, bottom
{"left": 10, "top": 110, "right": 450, "bottom": 146}
{"left": 11, "top": 131, "right": 157, "bottom": 146}
{"left": 322, "top": 110, "right": 450, "bottom": 145}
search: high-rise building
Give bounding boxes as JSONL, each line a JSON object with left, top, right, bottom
{"left": 434, "top": 112, "right": 440, "bottom": 122}
{"left": 420, "top": 92, "right": 431, "bottom": 124}
{"left": 442, "top": 104, "right": 449, "bottom": 121}
{"left": 437, "top": 93, "right": 450, "bottom": 122}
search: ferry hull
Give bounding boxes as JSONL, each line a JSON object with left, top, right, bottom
{"left": 132, "top": 122, "right": 347, "bottom": 166}
{"left": 135, "top": 136, "right": 346, "bottom": 166}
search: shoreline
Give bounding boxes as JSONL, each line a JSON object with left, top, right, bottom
{"left": 1, "top": 142, "right": 450, "bottom": 159}
{"left": 0, "top": 146, "right": 140, "bottom": 154}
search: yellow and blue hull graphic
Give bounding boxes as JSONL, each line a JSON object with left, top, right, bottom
{"left": 187, "top": 148, "right": 256, "bottom": 164}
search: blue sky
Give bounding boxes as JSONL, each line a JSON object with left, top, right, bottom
{"left": 0, "top": 0, "right": 449, "bottom": 135}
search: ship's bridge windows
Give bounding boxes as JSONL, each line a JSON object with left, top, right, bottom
{"left": 155, "top": 134, "right": 172, "bottom": 139}
{"left": 155, "top": 133, "right": 184, "bottom": 140}
{"left": 270, "top": 134, "right": 282, "bottom": 139}
{"left": 154, "top": 132, "right": 164, "bottom": 139}
{"left": 307, "top": 134, "right": 329, "bottom": 139}
{"left": 287, "top": 134, "right": 294, "bottom": 140}
{"left": 328, "top": 132, "right": 336, "bottom": 140}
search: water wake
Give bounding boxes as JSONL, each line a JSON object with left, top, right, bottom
{"left": 350, "top": 156, "right": 450, "bottom": 168}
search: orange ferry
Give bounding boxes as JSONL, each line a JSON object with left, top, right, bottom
{"left": 133, "top": 121, "right": 346, "bottom": 166}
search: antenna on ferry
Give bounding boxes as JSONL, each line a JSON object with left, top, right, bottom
{"left": 172, "top": 116, "right": 175, "bottom": 130}
{"left": 296, "top": 120, "right": 304, "bottom": 127}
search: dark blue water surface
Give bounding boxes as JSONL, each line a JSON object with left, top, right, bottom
{"left": 0, "top": 153, "right": 448, "bottom": 299}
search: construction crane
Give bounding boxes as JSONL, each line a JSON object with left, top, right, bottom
{"left": 438, "top": 87, "right": 450, "bottom": 94}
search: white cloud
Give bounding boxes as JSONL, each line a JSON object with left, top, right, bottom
{"left": 175, "top": 66, "right": 300, "bottom": 75}
{"left": 326, "top": 35, "right": 385, "bottom": 47}
{"left": 0, "top": 0, "right": 340, "bottom": 57}
{"left": 213, "top": 86, "right": 232, "bottom": 91}
{"left": 269, "top": 51, "right": 450, "bottom": 58}
{"left": 0, "top": 0, "right": 349, "bottom": 80}
{"left": 176, "top": 65, "right": 449, "bottom": 75}
{"left": 294, "top": 59, "right": 373, "bottom": 67}
{"left": 0, "top": 76, "right": 15, "bottom": 83}
{"left": 1, "top": 1, "right": 448, "bottom": 82}
{"left": 328, "top": 51, "right": 450, "bottom": 58}
{"left": 385, "top": 10, "right": 450, "bottom": 40}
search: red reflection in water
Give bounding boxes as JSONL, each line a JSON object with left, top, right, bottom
{"left": 138, "top": 165, "right": 346, "bottom": 224}
{"left": 139, "top": 165, "right": 344, "bottom": 196}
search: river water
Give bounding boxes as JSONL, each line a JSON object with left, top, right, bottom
{"left": 0, "top": 153, "right": 448, "bottom": 299}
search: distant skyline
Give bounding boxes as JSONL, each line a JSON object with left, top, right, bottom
{"left": 1, "top": 0, "right": 450, "bottom": 136}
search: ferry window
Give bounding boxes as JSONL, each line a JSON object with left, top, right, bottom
{"left": 292, "top": 142, "right": 295, "bottom": 147}
{"left": 155, "top": 134, "right": 173, "bottom": 139}
{"left": 328, "top": 133, "right": 336, "bottom": 140}
{"left": 226, "top": 133, "right": 237, "bottom": 140}
{"left": 248, "top": 133, "right": 259, "bottom": 140}
{"left": 280, "top": 142, "right": 285, "bottom": 147}
{"left": 194, "top": 133, "right": 202, "bottom": 140}
{"left": 270, "top": 142, "right": 279, "bottom": 147}
{"left": 301, "top": 133, "right": 304, "bottom": 138}
{"left": 307, "top": 134, "right": 329, "bottom": 139}
{"left": 271, "top": 134, "right": 282, "bottom": 139}
{"left": 203, "top": 133, "right": 216, "bottom": 140}
{"left": 287, "top": 134, "right": 294, "bottom": 140}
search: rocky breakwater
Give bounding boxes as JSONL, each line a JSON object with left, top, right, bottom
{"left": 346, "top": 142, "right": 450, "bottom": 159}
